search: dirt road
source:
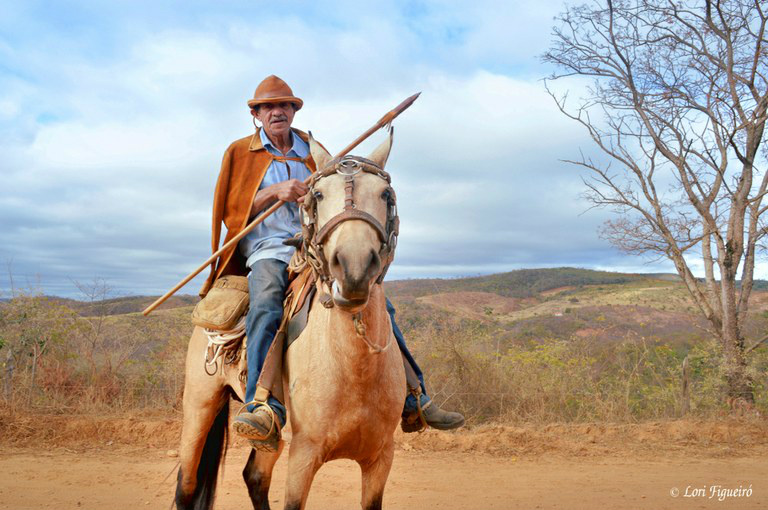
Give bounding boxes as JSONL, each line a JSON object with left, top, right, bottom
{"left": 1, "top": 445, "right": 765, "bottom": 510}
{"left": 2, "top": 416, "right": 767, "bottom": 509}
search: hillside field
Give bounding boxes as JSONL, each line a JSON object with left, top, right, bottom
{"left": 2, "top": 267, "right": 768, "bottom": 421}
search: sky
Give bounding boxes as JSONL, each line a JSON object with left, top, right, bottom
{"left": 0, "top": 0, "right": 703, "bottom": 298}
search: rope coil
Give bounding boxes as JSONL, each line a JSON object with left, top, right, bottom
{"left": 203, "top": 317, "right": 246, "bottom": 373}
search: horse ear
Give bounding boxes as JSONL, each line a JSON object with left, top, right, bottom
{"left": 308, "top": 131, "right": 332, "bottom": 171}
{"left": 368, "top": 127, "right": 394, "bottom": 169}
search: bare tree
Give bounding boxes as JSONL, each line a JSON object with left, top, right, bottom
{"left": 71, "top": 278, "right": 143, "bottom": 385}
{"left": 544, "top": 0, "right": 768, "bottom": 407}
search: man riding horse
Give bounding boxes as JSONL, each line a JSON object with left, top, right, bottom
{"left": 200, "top": 75, "right": 464, "bottom": 449}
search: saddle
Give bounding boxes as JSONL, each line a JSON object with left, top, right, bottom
{"left": 196, "top": 245, "right": 317, "bottom": 404}
{"left": 283, "top": 266, "right": 317, "bottom": 350}
{"left": 249, "top": 247, "right": 318, "bottom": 405}
{"left": 199, "top": 238, "right": 422, "bottom": 407}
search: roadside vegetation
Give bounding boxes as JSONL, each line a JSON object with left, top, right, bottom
{"left": 1, "top": 269, "right": 767, "bottom": 423}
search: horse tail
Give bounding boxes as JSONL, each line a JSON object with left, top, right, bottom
{"left": 175, "top": 402, "right": 229, "bottom": 510}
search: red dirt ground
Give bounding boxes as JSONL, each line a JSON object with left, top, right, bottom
{"left": 1, "top": 446, "right": 766, "bottom": 510}
{"left": 1, "top": 414, "right": 766, "bottom": 509}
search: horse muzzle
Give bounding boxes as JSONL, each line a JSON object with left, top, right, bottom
{"left": 331, "top": 280, "right": 369, "bottom": 312}
{"left": 329, "top": 247, "right": 381, "bottom": 311}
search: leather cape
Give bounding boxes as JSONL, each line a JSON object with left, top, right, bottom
{"left": 199, "top": 127, "right": 318, "bottom": 297}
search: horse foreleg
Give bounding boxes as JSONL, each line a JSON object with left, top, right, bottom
{"left": 358, "top": 444, "right": 395, "bottom": 510}
{"left": 243, "top": 442, "right": 284, "bottom": 510}
{"left": 283, "top": 439, "right": 322, "bottom": 510}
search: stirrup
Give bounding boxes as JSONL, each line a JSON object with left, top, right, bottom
{"left": 402, "top": 387, "right": 429, "bottom": 433}
{"left": 236, "top": 399, "right": 281, "bottom": 441}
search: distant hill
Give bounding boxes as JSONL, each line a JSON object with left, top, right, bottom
{"left": 11, "top": 268, "right": 768, "bottom": 315}
{"left": 34, "top": 267, "right": 650, "bottom": 315}
{"left": 384, "top": 267, "right": 645, "bottom": 299}
{"left": 375, "top": 267, "right": 768, "bottom": 349}
{"left": 16, "top": 268, "right": 768, "bottom": 348}
{"left": 47, "top": 294, "right": 199, "bottom": 316}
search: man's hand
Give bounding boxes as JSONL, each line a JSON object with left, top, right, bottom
{"left": 250, "top": 179, "right": 309, "bottom": 219}
{"left": 269, "top": 179, "right": 308, "bottom": 203}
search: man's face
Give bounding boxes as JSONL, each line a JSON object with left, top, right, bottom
{"left": 253, "top": 102, "right": 296, "bottom": 140}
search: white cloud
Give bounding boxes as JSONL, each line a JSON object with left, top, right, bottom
{"left": 0, "top": 1, "right": 686, "bottom": 297}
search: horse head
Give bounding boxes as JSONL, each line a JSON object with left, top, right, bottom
{"left": 303, "top": 132, "right": 399, "bottom": 313}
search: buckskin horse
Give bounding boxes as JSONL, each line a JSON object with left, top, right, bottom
{"left": 175, "top": 132, "right": 406, "bottom": 510}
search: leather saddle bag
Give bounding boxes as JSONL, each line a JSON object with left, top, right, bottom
{"left": 191, "top": 275, "right": 249, "bottom": 330}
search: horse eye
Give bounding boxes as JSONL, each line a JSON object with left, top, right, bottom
{"left": 313, "top": 190, "right": 324, "bottom": 201}
{"left": 380, "top": 189, "right": 391, "bottom": 201}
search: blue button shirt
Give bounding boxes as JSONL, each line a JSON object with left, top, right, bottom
{"left": 239, "top": 129, "right": 312, "bottom": 268}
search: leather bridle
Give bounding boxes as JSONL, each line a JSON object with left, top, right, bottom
{"left": 300, "top": 156, "right": 399, "bottom": 298}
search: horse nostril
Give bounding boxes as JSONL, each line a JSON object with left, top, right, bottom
{"left": 332, "top": 251, "right": 346, "bottom": 273}
{"left": 366, "top": 249, "right": 381, "bottom": 277}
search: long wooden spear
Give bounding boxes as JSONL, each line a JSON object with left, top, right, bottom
{"left": 142, "top": 92, "right": 421, "bottom": 316}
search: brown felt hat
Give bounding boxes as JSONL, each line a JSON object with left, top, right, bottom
{"left": 247, "top": 75, "right": 303, "bottom": 111}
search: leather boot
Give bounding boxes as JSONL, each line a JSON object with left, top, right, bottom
{"left": 232, "top": 405, "right": 281, "bottom": 452}
{"left": 401, "top": 399, "right": 465, "bottom": 433}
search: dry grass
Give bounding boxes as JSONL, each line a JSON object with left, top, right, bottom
{"left": 3, "top": 271, "right": 768, "bottom": 426}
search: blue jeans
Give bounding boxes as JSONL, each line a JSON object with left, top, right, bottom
{"left": 244, "top": 259, "right": 290, "bottom": 425}
{"left": 386, "top": 299, "right": 428, "bottom": 412}
{"left": 244, "top": 258, "right": 429, "bottom": 424}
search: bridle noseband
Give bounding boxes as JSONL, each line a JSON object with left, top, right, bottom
{"left": 301, "top": 156, "right": 399, "bottom": 296}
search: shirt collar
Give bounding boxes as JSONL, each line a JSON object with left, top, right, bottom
{"left": 256, "top": 128, "right": 309, "bottom": 158}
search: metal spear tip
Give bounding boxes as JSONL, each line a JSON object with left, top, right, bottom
{"left": 378, "top": 92, "right": 421, "bottom": 126}
{"left": 395, "top": 92, "right": 421, "bottom": 115}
